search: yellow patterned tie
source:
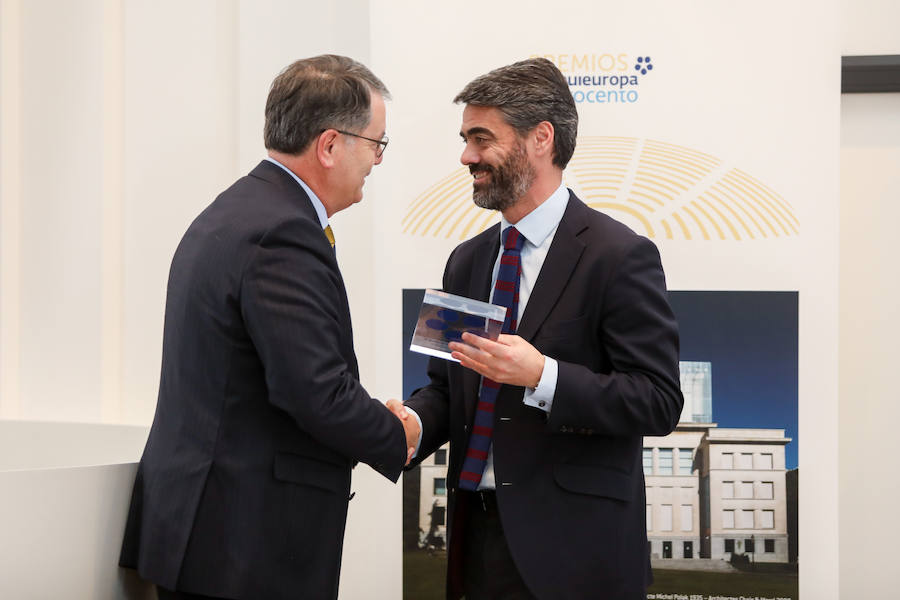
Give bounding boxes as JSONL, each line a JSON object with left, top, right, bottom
{"left": 324, "top": 224, "right": 335, "bottom": 250}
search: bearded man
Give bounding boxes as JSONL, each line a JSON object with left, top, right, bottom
{"left": 400, "top": 58, "right": 684, "bottom": 600}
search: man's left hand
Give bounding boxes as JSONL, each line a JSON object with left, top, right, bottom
{"left": 449, "top": 333, "right": 545, "bottom": 389}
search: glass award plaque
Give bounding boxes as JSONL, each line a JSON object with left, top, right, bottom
{"left": 409, "top": 289, "right": 506, "bottom": 362}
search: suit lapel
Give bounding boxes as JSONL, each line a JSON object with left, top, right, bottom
{"left": 463, "top": 227, "right": 500, "bottom": 426}
{"left": 517, "top": 194, "right": 587, "bottom": 342}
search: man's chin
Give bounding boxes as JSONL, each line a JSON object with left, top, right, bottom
{"left": 472, "top": 192, "right": 501, "bottom": 211}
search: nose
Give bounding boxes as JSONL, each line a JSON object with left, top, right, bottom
{"left": 460, "top": 142, "right": 479, "bottom": 166}
{"left": 374, "top": 151, "right": 384, "bottom": 166}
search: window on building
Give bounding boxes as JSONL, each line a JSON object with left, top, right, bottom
{"left": 722, "top": 510, "right": 735, "bottom": 529}
{"left": 659, "top": 448, "right": 673, "bottom": 475}
{"left": 738, "top": 509, "right": 754, "bottom": 529}
{"left": 761, "top": 510, "right": 775, "bottom": 529}
{"left": 678, "top": 448, "right": 692, "bottom": 474}
{"left": 722, "top": 452, "right": 734, "bottom": 469}
{"left": 759, "top": 453, "right": 774, "bottom": 470}
{"left": 745, "top": 538, "right": 755, "bottom": 553}
{"left": 661, "top": 504, "right": 673, "bottom": 531}
{"left": 724, "top": 538, "right": 735, "bottom": 553}
{"left": 433, "top": 478, "right": 446, "bottom": 496}
{"left": 683, "top": 541, "right": 693, "bottom": 559}
{"left": 765, "top": 539, "right": 775, "bottom": 553}
{"left": 680, "top": 505, "right": 693, "bottom": 531}
{"left": 722, "top": 481, "right": 734, "bottom": 498}
{"left": 737, "top": 481, "right": 753, "bottom": 499}
{"left": 432, "top": 505, "right": 446, "bottom": 525}
{"left": 434, "top": 448, "right": 447, "bottom": 465}
{"left": 643, "top": 448, "right": 653, "bottom": 475}
{"left": 758, "top": 481, "right": 774, "bottom": 499}
{"left": 646, "top": 505, "right": 652, "bottom": 531}
{"left": 662, "top": 541, "right": 672, "bottom": 558}
{"left": 737, "top": 453, "right": 753, "bottom": 469}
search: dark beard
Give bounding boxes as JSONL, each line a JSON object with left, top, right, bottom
{"left": 471, "top": 142, "right": 535, "bottom": 212}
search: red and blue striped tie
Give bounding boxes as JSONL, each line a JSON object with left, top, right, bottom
{"left": 459, "top": 226, "right": 525, "bottom": 491}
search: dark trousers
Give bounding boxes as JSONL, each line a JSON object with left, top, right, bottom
{"left": 157, "top": 587, "right": 228, "bottom": 600}
{"left": 462, "top": 490, "right": 538, "bottom": 600}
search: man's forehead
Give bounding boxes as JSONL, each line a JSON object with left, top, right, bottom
{"left": 460, "top": 105, "right": 509, "bottom": 135}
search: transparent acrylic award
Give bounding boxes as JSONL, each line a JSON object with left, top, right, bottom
{"left": 409, "top": 289, "right": 507, "bottom": 362}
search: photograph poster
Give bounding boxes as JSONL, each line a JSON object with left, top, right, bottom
{"left": 401, "top": 289, "right": 798, "bottom": 600}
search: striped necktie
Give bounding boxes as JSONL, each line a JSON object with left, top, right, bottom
{"left": 324, "top": 224, "right": 335, "bottom": 251}
{"left": 459, "top": 226, "right": 525, "bottom": 491}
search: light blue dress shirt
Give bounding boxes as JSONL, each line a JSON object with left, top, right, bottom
{"left": 477, "top": 181, "right": 567, "bottom": 488}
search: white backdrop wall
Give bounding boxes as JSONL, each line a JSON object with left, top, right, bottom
{"left": 372, "top": 2, "right": 839, "bottom": 599}
{"left": 0, "top": 1, "right": 396, "bottom": 597}
{"left": 0, "top": 0, "right": 896, "bottom": 598}
{"left": 839, "top": 2, "right": 900, "bottom": 596}
{"left": 0, "top": 0, "right": 380, "bottom": 426}
{"left": 839, "top": 92, "right": 900, "bottom": 600}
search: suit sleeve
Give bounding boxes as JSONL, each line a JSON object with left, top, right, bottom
{"left": 404, "top": 356, "right": 452, "bottom": 467}
{"left": 547, "top": 236, "right": 683, "bottom": 437}
{"left": 241, "top": 217, "right": 407, "bottom": 481}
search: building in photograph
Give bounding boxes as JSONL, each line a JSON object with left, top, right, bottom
{"left": 645, "top": 361, "right": 792, "bottom": 564}
{"left": 416, "top": 445, "right": 449, "bottom": 549}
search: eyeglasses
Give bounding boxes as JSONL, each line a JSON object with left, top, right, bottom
{"left": 335, "top": 130, "right": 389, "bottom": 157}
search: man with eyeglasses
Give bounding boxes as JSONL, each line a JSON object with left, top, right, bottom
{"left": 119, "top": 55, "right": 418, "bottom": 600}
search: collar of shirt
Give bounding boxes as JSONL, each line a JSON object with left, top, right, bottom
{"left": 265, "top": 156, "right": 329, "bottom": 230}
{"left": 499, "top": 181, "right": 569, "bottom": 247}
{"left": 490, "top": 181, "right": 569, "bottom": 315}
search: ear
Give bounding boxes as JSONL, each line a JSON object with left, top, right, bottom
{"left": 316, "top": 129, "right": 341, "bottom": 168}
{"left": 532, "top": 121, "right": 555, "bottom": 160}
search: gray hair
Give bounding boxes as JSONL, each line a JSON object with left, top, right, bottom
{"left": 264, "top": 55, "right": 390, "bottom": 155}
{"left": 454, "top": 58, "right": 577, "bottom": 169}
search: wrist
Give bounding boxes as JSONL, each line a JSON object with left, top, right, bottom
{"left": 530, "top": 355, "right": 546, "bottom": 389}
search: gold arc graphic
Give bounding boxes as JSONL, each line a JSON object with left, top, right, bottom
{"left": 722, "top": 172, "right": 791, "bottom": 236}
{"left": 402, "top": 136, "right": 798, "bottom": 242}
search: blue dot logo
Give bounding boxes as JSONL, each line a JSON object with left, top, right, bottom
{"left": 635, "top": 56, "right": 653, "bottom": 75}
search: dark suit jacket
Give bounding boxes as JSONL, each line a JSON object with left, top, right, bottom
{"left": 406, "top": 192, "right": 683, "bottom": 600}
{"left": 120, "top": 160, "right": 407, "bottom": 600}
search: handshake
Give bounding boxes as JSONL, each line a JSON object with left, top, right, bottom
{"left": 386, "top": 399, "right": 421, "bottom": 466}
{"left": 381, "top": 331, "right": 547, "bottom": 467}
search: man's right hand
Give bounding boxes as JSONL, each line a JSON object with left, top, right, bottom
{"left": 386, "top": 399, "right": 420, "bottom": 465}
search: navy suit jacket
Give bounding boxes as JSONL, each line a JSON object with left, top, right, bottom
{"left": 405, "top": 192, "right": 683, "bottom": 600}
{"left": 120, "top": 160, "right": 407, "bottom": 599}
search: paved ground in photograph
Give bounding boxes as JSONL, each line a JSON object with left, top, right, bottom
{"left": 404, "top": 551, "right": 799, "bottom": 599}
{"left": 649, "top": 565, "right": 798, "bottom": 599}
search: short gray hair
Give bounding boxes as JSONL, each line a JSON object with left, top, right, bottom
{"left": 454, "top": 58, "right": 577, "bottom": 169}
{"left": 264, "top": 55, "right": 390, "bottom": 155}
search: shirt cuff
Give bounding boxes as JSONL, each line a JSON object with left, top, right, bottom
{"left": 404, "top": 406, "right": 424, "bottom": 459}
{"left": 523, "top": 356, "right": 557, "bottom": 413}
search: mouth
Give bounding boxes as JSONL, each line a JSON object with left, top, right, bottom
{"left": 469, "top": 165, "right": 492, "bottom": 184}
